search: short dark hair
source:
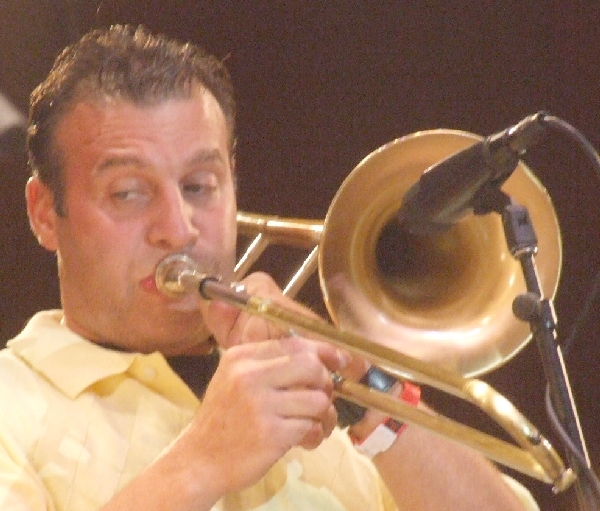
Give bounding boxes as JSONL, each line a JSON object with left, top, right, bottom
{"left": 27, "top": 24, "right": 236, "bottom": 216}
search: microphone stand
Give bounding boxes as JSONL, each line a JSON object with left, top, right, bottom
{"left": 500, "top": 200, "right": 599, "bottom": 511}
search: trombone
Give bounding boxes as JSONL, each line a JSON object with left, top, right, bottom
{"left": 156, "top": 129, "right": 575, "bottom": 493}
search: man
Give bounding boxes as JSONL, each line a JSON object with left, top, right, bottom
{"left": 0, "top": 24, "right": 537, "bottom": 510}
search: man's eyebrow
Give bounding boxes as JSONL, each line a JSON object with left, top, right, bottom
{"left": 95, "top": 149, "right": 227, "bottom": 174}
{"left": 95, "top": 155, "right": 144, "bottom": 174}
{"left": 187, "top": 149, "right": 227, "bottom": 167}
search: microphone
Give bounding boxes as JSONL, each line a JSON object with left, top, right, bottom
{"left": 397, "top": 112, "right": 548, "bottom": 235}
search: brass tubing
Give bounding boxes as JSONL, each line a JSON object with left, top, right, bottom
{"left": 205, "top": 277, "right": 574, "bottom": 491}
{"left": 155, "top": 254, "right": 575, "bottom": 492}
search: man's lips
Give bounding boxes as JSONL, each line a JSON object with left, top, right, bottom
{"left": 140, "top": 275, "right": 160, "bottom": 293}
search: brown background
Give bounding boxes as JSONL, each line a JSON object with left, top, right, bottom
{"left": 1, "top": 2, "right": 599, "bottom": 510}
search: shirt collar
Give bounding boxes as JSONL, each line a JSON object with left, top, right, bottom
{"left": 7, "top": 310, "right": 198, "bottom": 407}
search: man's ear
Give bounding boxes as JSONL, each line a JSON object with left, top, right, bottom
{"left": 25, "top": 176, "right": 59, "bottom": 251}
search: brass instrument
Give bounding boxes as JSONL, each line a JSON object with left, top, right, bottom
{"left": 155, "top": 129, "right": 575, "bottom": 492}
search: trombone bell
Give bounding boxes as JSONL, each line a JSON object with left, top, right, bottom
{"left": 319, "top": 129, "right": 561, "bottom": 377}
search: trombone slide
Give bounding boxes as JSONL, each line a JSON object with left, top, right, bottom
{"left": 155, "top": 253, "right": 575, "bottom": 492}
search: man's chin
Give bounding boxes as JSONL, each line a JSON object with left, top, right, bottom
{"left": 155, "top": 313, "right": 214, "bottom": 355}
{"left": 153, "top": 331, "right": 215, "bottom": 356}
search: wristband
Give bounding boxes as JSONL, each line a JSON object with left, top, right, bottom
{"left": 334, "top": 366, "right": 398, "bottom": 428}
{"left": 350, "top": 380, "right": 421, "bottom": 458}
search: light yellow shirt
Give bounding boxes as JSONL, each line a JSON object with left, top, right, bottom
{"left": 0, "top": 311, "right": 395, "bottom": 511}
{"left": 0, "top": 311, "right": 538, "bottom": 511}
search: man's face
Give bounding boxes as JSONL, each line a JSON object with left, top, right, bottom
{"left": 30, "top": 87, "right": 237, "bottom": 354}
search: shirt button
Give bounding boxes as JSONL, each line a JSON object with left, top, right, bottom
{"left": 141, "top": 366, "right": 157, "bottom": 381}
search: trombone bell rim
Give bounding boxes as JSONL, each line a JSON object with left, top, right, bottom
{"left": 318, "top": 129, "right": 562, "bottom": 377}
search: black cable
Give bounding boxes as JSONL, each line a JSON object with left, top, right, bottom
{"left": 538, "top": 114, "right": 600, "bottom": 504}
{"left": 545, "top": 387, "right": 600, "bottom": 500}
{"left": 542, "top": 115, "right": 600, "bottom": 359}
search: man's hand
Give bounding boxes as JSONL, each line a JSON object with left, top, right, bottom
{"left": 189, "top": 271, "right": 350, "bottom": 494}
{"left": 182, "top": 335, "right": 347, "bottom": 496}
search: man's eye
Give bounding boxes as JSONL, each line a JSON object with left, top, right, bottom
{"left": 183, "top": 183, "right": 212, "bottom": 194}
{"left": 182, "top": 170, "right": 219, "bottom": 196}
{"left": 111, "top": 189, "right": 141, "bottom": 201}
{"left": 182, "top": 180, "right": 218, "bottom": 200}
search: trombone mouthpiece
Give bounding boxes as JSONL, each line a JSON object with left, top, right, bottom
{"left": 155, "top": 254, "right": 204, "bottom": 297}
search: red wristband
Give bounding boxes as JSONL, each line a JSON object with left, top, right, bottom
{"left": 351, "top": 381, "right": 421, "bottom": 458}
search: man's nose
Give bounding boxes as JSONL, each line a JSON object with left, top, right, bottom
{"left": 147, "top": 188, "right": 199, "bottom": 249}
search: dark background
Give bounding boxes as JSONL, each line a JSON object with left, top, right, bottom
{"left": 1, "top": 2, "right": 598, "bottom": 510}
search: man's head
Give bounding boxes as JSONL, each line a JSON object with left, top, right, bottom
{"left": 25, "top": 25, "right": 239, "bottom": 354}
{"left": 27, "top": 24, "right": 236, "bottom": 216}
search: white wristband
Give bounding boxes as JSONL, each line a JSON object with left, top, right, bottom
{"left": 353, "top": 419, "right": 403, "bottom": 458}
{"left": 349, "top": 381, "right": 421, "bottom": 459}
